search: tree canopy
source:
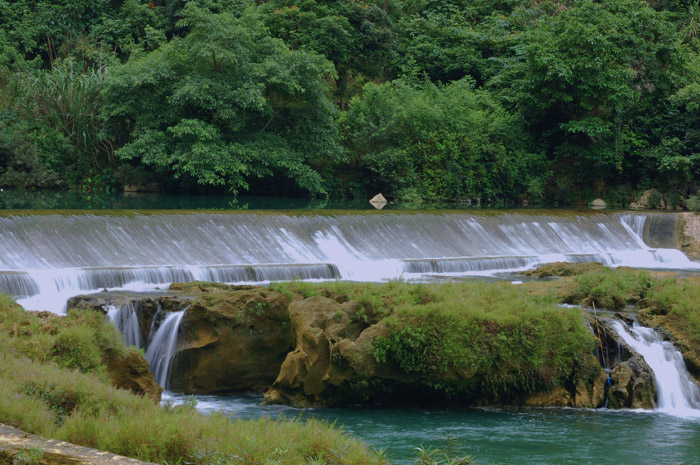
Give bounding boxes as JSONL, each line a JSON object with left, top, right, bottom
{"left": 1, "top": 0, "right": 700, "bottom": 205}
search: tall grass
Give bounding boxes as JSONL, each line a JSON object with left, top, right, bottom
{"left": 0, "top": 295, "right": 384, "bottom": 465}
{"left": 28, "top": 63, "right": 113, "bottom": 171}
{"left": 0, "top": 354, "right": 381, "bottom": 465}
{"left": 564, "top": 267, "right": 656, "bottom": 310}
{"left": 0, "top": 298, "right": 125, "bottom": 376}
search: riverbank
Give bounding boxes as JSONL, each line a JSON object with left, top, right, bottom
{"left": 0, "top": 296, "right": 385, "bottom": 465}
{"left": 2, "top": 265, "right": 700, "bottom": 464}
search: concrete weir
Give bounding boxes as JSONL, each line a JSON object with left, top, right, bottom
{"left": 0, "top": 423, "right": 155, "bottom": 465}
{"left": 1, "top": 211, "right": 700, "bottom": 313}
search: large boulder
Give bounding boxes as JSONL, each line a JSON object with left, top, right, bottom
{"left": 607, "top": 355, "right": 656, "bottom": 409}
{"left": 169, "top": 287, "right": 293, "bottom": 393}
{"left": 264, "top": 296, "right": 385, "bottom": 406}
{"left": 596, "top": 317, "right": 657, "bottom": 409}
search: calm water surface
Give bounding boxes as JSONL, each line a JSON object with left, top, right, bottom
{"left": 164, "top": 393, "right": 700, "bottom": 465}
{"left": 0, "top": 190, "right": 467, "bottom": 210}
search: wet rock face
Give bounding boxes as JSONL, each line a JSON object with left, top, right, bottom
{"left": 68, "top": 293, "right": 190, "bottom": 345}
{"left": 595, "top": 317, "right": 657, "bottom": 409}
{"left": 607, "top": 355, "right": 656, "bottom": 409}
{"left": 169, "top": 288, "right": 294, "bottom": 393}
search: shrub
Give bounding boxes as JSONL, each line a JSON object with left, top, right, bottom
{"left": 686, "top": 192, "right": 700, "bottom": 211}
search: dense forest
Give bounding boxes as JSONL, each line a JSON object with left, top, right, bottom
{"left": 2, "top": 0, "right": 700, "bottom": 206}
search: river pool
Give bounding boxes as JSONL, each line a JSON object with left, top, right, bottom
{"left": 164, "top": 393, "right": 700, "bottom": 465}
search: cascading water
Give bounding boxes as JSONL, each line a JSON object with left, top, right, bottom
{"left": 144, "top": 309, "right": 186, "bottom": 389}
{"left": 105, "top": 303, "right": 143, "bottom": 349}
{"left": 0, "top": 211, "right": 697, "bottom": 313}
{"left": 610, "top": 321, "right": 700, "bottom": 417}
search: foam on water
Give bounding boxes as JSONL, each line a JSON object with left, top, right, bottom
{"left": 145, "top": 309, "right": 186, "bottom": 389}
{"left": 1, "top": 212, "right": 698, "bottom": 313}
{"left": 611, "top": 321, "right": 700, "bottom": 418}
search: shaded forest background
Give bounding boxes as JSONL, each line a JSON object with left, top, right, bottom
{"left": 3, "top": 0, "right": 700, "bottom": 206}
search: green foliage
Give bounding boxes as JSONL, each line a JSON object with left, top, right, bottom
{"left": 0, "top": 0, "right": 699, "bottom": 201}
{"left": 500, "top": 0, "right": 685, "bottom": 187}
{"left": 14, "top": 447, "right": 43, "bottom": 465}
{"left": 565, "top": 267, "right": 656, "bottom": 310}
{"left": 275, "top": 279, "right": 595, "bottom": 398}
{"left": 645, "top": 277, "right": 700, "bottom": 344}
{"left": 0, "top": 63, "right": 113, "bottom": 188}
{"left": 686, "top": 191, "right": 700, "bottom": 211}
{"left": 391, "top": 0, "right": 484, "bottom": 84}
{"left": 370, "top": 282, "right": 593, "bottom": 397}
{"left": 0, "top": 301, "right": 125, "bottom": 374}
{"left": 102, "top": 4, "right": 341, "bottom": 195}
{"left": 340, "top": 78, "right": 546, "bottom": 202}
{"left": 257, "top": 0, "right": 392, "bottom": 103}
{"left": 413, "top": 440, "right": 475, "bottom": 465}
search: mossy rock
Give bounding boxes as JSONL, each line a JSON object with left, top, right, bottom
{"left": 169, "top": 287, "right": 294, "bottom": 393}
{"left": 169, "top": 281, "right": 259, "bottom": 293}
{"left": 522, "top": 262, "right": 604, "bottom": 278}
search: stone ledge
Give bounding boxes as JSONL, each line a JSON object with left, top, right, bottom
{"left": 0, "top": 424, "right": 155, "bottom": 465}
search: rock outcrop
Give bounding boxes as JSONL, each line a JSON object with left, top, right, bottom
{"left": 595, "top": 317, "right": 657, "bottom": 409}
{"left": 105, "top": 349, "right": 163, "bottom": 402}
{"left": 263, "top": 296, "right": 387, "bottom": 407}
{"left": 71, "top": 285, "right": 678, "bottom": 411}
{"left": 169, "top": 287, "right": 293, "bottom": 393}
{"left": 606, "top": 354, "right": 656, "bottom": 409}
{"left": 263, "top": 295, "right": 607, "bottom": 408}
{"left": 70, "top": 286, "right": 294, "bottom": 394}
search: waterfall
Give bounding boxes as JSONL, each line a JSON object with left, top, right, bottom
{"left": 106, "top": 301, "right": 185, "bottom": 390}
{"left": 144, "top": 309, "right": 186, "bottom": 389}
{"left": 610, "top": 321, "right": 700, "bottom": 417}
{"left": 0, "top": 211, "right": 697, "bottom": 313}
{"left": 105, "top": 304, "right": 143, "bottom": 349}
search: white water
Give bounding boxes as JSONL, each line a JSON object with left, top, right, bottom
{"left": 144, "top": 309, "right": 186, "bottom": 389}
{"left": 0, "top": 212, "right": 697, "bottom": 313}
{"left": 611, "top": 321, "right": 700, "bottom": 417}
{"left": 105, "top": 304, "right": 143, "bottom": 349}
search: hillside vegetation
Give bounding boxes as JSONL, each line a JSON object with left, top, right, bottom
{"left": 2, "top": 0, "right": 700, "bottom": 205}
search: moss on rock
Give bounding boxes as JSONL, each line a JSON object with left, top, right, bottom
{"left": 522, "top": 261, "right": 604, "bottom": 278}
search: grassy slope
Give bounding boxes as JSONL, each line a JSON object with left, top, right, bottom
{"left": 0, "top": 296, "right": 384, "bottom": 465}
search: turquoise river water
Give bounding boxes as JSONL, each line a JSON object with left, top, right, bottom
{"left": 5, "top": 193, "right": 700, "bottom": 463}
{"left": 165, "top": 393, "right": 700, "bottom": 465}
